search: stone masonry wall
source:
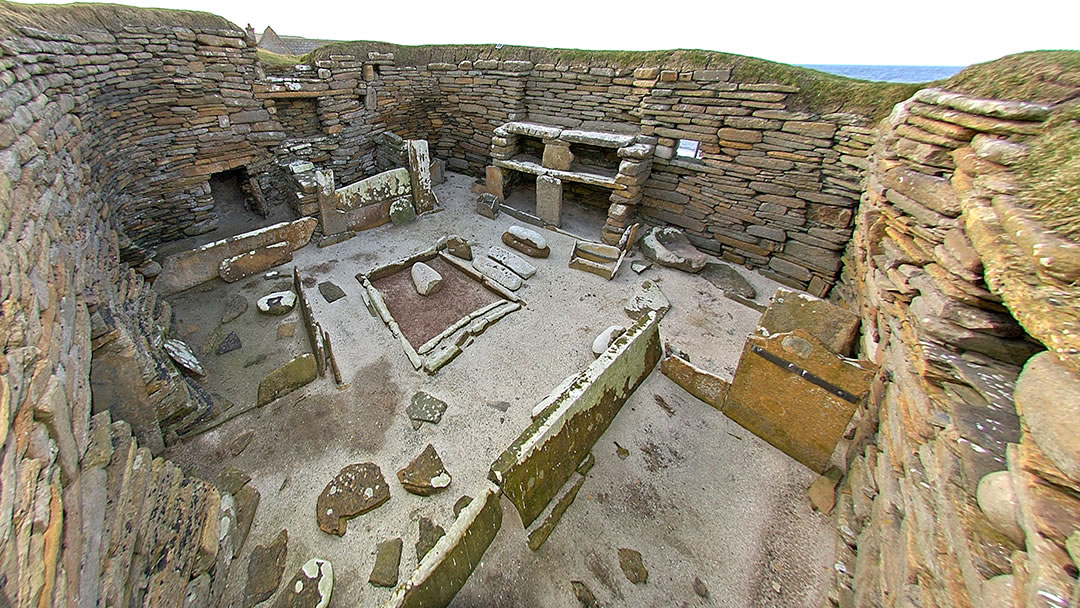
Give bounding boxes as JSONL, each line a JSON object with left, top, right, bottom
{"left": 833, "top": 85, "right": 1080, "bottom": 608}
{"left": 0, "top": 7, "right": 243, "bottom": 605}
{"left": 287, "top": 51, "right": 874, "bottom": 293}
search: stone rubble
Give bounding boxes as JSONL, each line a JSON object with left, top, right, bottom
{"left": 316, "top": 463, "right": 391, "bottom": 536}
{"left": 397, "top": 444, "right": 453, "bottom": 496}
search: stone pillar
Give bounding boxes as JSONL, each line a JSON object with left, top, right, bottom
{"left": 316, "top": 169, "right": 348, "bottom": 236}
{"left": 365, "top": 86, "right": 377, "bottom": 110}
{"left": 407, "top": 140, "right": 437, "bottom": 213}
{"left": 541, "top": 142, "right": 573, "bottom": 171}
{"left": 485, "top": 165, "right": 504, "bottom": 200}
{"left": 536, "top": 175, "right": 563, "bottom": 227}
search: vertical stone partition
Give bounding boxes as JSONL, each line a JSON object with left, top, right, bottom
{"left": 407, "top": 139, "right": 438, "bottom": 213}
{"left": 489, "top": 311, "right": 662, "bottom": 527}
{"left": 535, "top": 175, "right": 563, "bottom": 226}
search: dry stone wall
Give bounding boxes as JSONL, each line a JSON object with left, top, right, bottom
{"left": 835, "top": 84, "right": 1080, "bottom": 608}
{"left": 285, "top": 50, "right": 875, "bottom": 292}
{"left": 0, "top": 7, "right": 240, "bottom": 605}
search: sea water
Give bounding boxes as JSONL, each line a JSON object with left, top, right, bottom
{"left": 799, "top": 65, "right": 966, "bottom": 83}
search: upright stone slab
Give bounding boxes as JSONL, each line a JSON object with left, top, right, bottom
{"left": 722, "top": 329, "right": 876, "bottom": 473}
{"left": 490, "top": 312, "right": 662, "bottom": 527}
{"left": 759, "top": 288, "right": 861, "bottom": 356}
{"left": 542, "top": 143, "right": 573, "bottom": 171}
{"left": 381, "top": 486, "right": 502, "bottom": 608}
{"left": 219, "top": 242, "right": 292, "bottom": 283}
{"left": 536, "top": 175, "right": 563, "bottom": 227}
{"left": 485, "top": 166, "right": 504, "bottom": 200}
{"left": 407, "top": 140, "right": 437, "bottom": 213}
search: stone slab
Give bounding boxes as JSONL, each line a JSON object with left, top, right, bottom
{"left": 472, "top": 256, "right": 522, "bottom": 291}
{"left": 503, "top": 226, "right": 550, "bottom": 258}
{"left": 156, "top": 217, "right": 317, "bottom": 295}
{"left": 219, "top": 242, "right": 292, "bottom": 283}
{"left": 660, "top": 354, "right": 729, "bottom": 411}
{"left": 316, "top": 463, "right": 391, "bottom": 536}
{"left": 491, "top": 312, "right": 661, "bottom": 527}
{"left": 256, "top": 353, "right": 317, "bottom": 407}
{"left": 382, "top": 485, "right": 502, "bottom": 608}
{"left": 487, "top": 246, "right": 537, "bottom": 279}
{"left": 723, "top": 329, "right": 876, "bottom": 473}
{"left": 759, "top": 288, "right": 861, "bottom": 357}
{"left": 536, "top": 175, "right": 563, "bottom": 227}
{"left": 408, "top": 140, "right": 437, "bottom": 213}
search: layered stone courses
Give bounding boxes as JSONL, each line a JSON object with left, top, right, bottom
{"left": 3, "top": 4, "right": 1078, "bottom": 608}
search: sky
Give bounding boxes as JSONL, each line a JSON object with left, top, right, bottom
{"left": 22, "top": 0, "right": 1080, "bottom": 66}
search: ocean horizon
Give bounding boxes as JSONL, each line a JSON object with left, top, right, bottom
{"left": 799, "top": 64, "right": 966, "bottom": 83}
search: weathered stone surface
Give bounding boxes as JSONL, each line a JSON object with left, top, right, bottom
{"left": 411, "top": 262, "right": 443, "bottom": 296}
{"left": 977, "top": 471, "right": 1024, "bottom": 545}
{"left": 389, "top": 197, "right": 417, "bottom": 225}
{"left": 571, "top": 581, "right": 600, "bottom": 608}
{"left": 216, "top": 331, "right": 242, "bottom": 355}
{"left": 723, "top": 329, "right": 876, "bottom": 473}
{"left": 369, "top": 538, "right": 402, "bottom": 588}
{"left": 758, "top": 288, "right": 860, "bottom": 357}
{"left": 631, "top": 260, "right": 652, "bottom": 274}
{"left": 316, "top": 463, "right": 391, "bottom": 536}
{"left": 502, "top": 225, "right": 551, "bottom": 258}
{"left": 660, "top": 353, "right": 729, "bottom": 410}
{"left": 592, "top": 325, "right": 626, "bottom": 358}
{"left": 408, "top": 139, "right": 437, "bottom": 213}
{"left": 234, "top": 485, "right": 260, "bottom": 552}
{"left": 407, "top": 392, "right": 448, "bottom": 425}
{"left": 807, "top": 467, "right": 843, "bottom": 515}
{"left": 625, "top": 280, "right": 670, "bottom": 320}
{"left": 492, "top": 312, "right": 661, "bottom": 527}
{"left": 618, "top": 548, "right": 648, "bottom": 584}
{"left": 215, "top": 465, "right": 251, "bottom": 495}
{"left": 542, "top": 143, "right": 573, "bottom": 171}
{"left": 1015, "top": 352, "right": 1080, "bottom": 483}
{"left": 398, "top": 444, "right": 452, "bottom": 496}
{"left": 446, "top": 235, "right": 473, "bottom": 260}
{"left": 157, "top": 218, "right": 318, "bottom": 295}
{"left": 257, "top": 291, "right": 297, "bottom": 315}
{"left": 700, "top": 262, "right": 756, "bottom": 299}
{"left": 416, "top": 517, "right": 446, "bottom": 561}
{"left": 317, "top": 281, "right": 346, "bottom": 303}
{"left": 536, "top": 175, "right": 563, "bottom": 226}
{"left": 271, "top": 559, "right": 333, "bottom": 608}
{"left": 526, "top": 474, "right": 585, "bottom": 551}
{"left": 453, "top": 495, "right": 474, "bottom": 517}
{"left": 640, "top": 227, "right": 707, "bottom": 273}
{"left": 488, "top": 245, "right": 537, "bottom": 279}
{"left": 257, "top": 353, "right": 317, "bottom": 406}
{"left": 230, "top": 430, "right": 255, "bottom": 456}
{"left": 219, "top": 242, "right": 292, "bottom": 283}
{"left": 476, "top": 192, "right": 500, "bottom": 219}
{"left": 222, "top": 294, "right": 248, "bottom": 323}
{"left": 472, "top": 255, "right": 522, "bottom": 291}
{"left": 164, "top": 339, "right": 206, "bottom": 376}
{"left": 244, "top": 529, "right": 288, "bottom": 608}
{"left": 383, "top": 486, "right": 502, "bottom": 608}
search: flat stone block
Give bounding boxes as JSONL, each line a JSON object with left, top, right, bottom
{"left": 219, "top": 241, "right": 292, "bottom": 283}
{"left": 759, "top": 288, "right": 860, "bottom": 357}
{"left": 257, "top": 353, "right": 317, "bottom": 407}
{"left": 536, "top": 175, "right": 563, "bottom": 227}
{"left": 723, "top": 329, "right": 875, "bottom": 473}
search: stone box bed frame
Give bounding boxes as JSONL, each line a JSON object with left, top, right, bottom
{"left": 355, "top": 243, "right": 523, "bottom": 374}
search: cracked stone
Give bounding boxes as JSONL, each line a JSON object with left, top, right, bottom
{"left": 316, "top": 463, "right": 391, "bottom": 536}
{"left": 397, "top": 444, "right": 452, "bottom": 496}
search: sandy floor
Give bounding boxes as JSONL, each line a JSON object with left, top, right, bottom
{"left": 164, "top": 171, "right": 835, "bottom": 608}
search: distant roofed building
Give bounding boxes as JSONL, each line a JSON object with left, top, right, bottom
{"left": 256, "top": 26, "right": 340, "bottom": 56}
